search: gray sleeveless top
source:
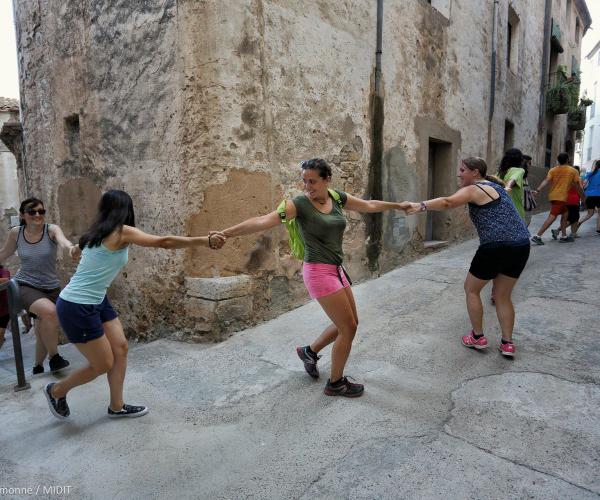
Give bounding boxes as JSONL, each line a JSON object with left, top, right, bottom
{"left": 15, "top": 224, "right": 60, "bottom": 290}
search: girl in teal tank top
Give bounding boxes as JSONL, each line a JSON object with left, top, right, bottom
{"left": 45, "top": 190, "right": 225, "bottom": 421}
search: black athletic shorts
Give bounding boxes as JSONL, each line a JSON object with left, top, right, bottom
{"left": 469, "top": 244, "right": 530, "bottom": 281}
{"left": 585, "top": 196, "right": 600, "bottom": 210}
{"left": 566, "top": 204, "right": 580, "bottom": 224}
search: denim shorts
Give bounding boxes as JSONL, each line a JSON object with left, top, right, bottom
{"left": 56, "top": 296, "right": 118, "bottom": 344}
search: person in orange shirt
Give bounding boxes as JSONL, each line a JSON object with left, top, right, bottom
{"left": 530, "top": 153, "right": 585, "bottom": 245}
{"left": 550, "top": 165, "right": 583, "bottom": 242}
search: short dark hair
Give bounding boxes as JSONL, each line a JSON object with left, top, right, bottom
{"left": 557, "top": 152, "right": 569, "bottom": 165}
{"left": 19, "top": 197, "right": 44, "bottom": 226}
{"left": 300, "top": 158, "right": 332, "bottom": 179}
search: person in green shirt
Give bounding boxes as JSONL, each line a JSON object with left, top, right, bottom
{"left": 497, "top": 148, "right": 526, "bottom": 221}
{"left": 488, "top": 149, "right": 527, "bottom": 305}
{"left": 221, "top": 158, "right": 404, "bottom": 398}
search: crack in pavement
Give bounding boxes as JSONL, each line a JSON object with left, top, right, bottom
{"left": 526, "top": 295, "right": 600, "bottom": 307}
{"left": 439, "top": 369, "right": 596, "bottom": 430}
{"left": 439, "top": 370, "right": 600, "bottom": 495}
{"left": 441, "top": 430, "right": 599, "bottom": 495}
{"left": 298, "top": 432, "right": 436, "bottom": 498}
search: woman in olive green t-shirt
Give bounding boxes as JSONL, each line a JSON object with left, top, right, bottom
{"left": 222, "top": 158, "right": 404, "bottom": 398}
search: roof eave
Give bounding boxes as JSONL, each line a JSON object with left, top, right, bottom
{"left": 575, "top": 0, "right": 592, "bottom": 35}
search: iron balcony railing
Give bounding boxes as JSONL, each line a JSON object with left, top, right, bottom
{"left": 0, "top": 279, "right": 30, "bottom": 391}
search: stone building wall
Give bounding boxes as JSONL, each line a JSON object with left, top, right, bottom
{"left": 539, "top": 0, "right": 591, "bottom": 166}
{"left": 0, "top": 100, "right": 20, "bottom": 254}
{"left": 12, "top": 0, "right": 586, "bottom": 340}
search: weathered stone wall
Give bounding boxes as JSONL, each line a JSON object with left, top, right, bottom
{"left": 0, "top": 107, "right": 20, "bottom": 249}
{"left": 539, "top": 0, "right": 590, "bottom": 166}
{"left": 13, "top": 0, "right": 571, "bottom": 340}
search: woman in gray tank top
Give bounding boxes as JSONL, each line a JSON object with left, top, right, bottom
{"left": 0, "top": 197, "right": 77, "bottom": 374}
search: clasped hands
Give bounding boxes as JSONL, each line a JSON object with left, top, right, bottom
{"left": 396, "top": 201, "right": 422, "bottom": 215}
{"left": 208, "top": 231, "right": 227, "bottom": 250}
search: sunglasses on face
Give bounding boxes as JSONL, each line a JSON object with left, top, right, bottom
{"left": 25, "top": 209, "right": 46, "bottom": 216}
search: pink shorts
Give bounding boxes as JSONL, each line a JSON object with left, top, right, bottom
{"left": 302, "top": 262, "right": 351, "bottom": 299}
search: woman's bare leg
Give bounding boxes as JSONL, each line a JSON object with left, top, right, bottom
{"left": 492, "top": 274, "right": 519, "bottom": 342}
{"left": 29, "top": 298, "right": 59, "bottom": 363}
{"left": 311, "top": 287, "right": 358, "bottom": 353}
{"left": 103, "top": 318, "right": 129, "bottom": 411}
{"left": 51, "top": 335, "right": 114, "bottom": 399}
{"left": 577, "top": 208, "right": 595, "bottom": 228}
{"left": 464, "top": 273, "right": 489, "bottom": 334}
{"left": 316, "top": 287, "right": 359, "bottom": 382}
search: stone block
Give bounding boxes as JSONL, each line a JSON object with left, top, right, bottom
{"left": 185, "top": 275, "right": 252, "bottom": 300}
{"left": 184, "top": 296, "right": 216, "bottom": 319}
{"left": 215, "top": 296, "right": 253, "bottom": 324}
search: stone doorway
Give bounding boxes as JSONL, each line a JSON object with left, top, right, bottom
{"left": 426, "top": 138, "right": 452, "bottom": 243}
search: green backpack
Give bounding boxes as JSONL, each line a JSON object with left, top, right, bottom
{"left": 277, "top": 189, "right": 343, "bottom": 260}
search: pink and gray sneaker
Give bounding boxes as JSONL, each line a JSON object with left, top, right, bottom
{"left": 498, "top": 342, "right": 516, "bottom": 357}
{"left": 461, "top": 330, "right": 488, "bottom": 350}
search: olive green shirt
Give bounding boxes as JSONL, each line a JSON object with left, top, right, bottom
{"left": 292, "top": 190, "right": 347, "bottom": 265}
{"left": 499, "top": 167, "right": 526, "bottom": 221}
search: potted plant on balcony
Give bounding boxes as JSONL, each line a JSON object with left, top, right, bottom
{"left": 547, "top": 67, "right": 580, "bottom": 115}
{"left": 567, "top": 97, "right": 593, "bottom": 130}
{"left": 567, "top": 108, "right": 586, "bottom": 129}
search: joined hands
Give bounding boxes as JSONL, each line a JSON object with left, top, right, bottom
{"left": 396, "top": 201, "right": 421, "bottom": 215}
{"left": 208, "top": 231, "right": 227, "bottom": 250}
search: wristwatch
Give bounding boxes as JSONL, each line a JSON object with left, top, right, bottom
{"left": 419, "top": 201, "right": 427, "bottom": 212}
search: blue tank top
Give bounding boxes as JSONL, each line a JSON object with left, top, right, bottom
{"left": 60, "top": 244, "right": 129, "bottom": 305}
{"left": 468, "top": 182, "right": 530, "bottom": 248}
{"left": 584, "top": 171, "right": 600, "bottom": 196}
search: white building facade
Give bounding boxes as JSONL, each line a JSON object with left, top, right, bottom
{"left": 580, "top": 41, "right": 600, "bottom": 172}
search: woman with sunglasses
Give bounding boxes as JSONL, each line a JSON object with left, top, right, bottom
{"left": 400, "top": 157, "right": 531, "bottom": 357}
{"left": 220, "top": 158, "right": 404, "bottom": 398}
{"left": 0, "top": 197, "right": 75, "bottom": 374}
{"left": 43, "top": 190, "right": 225, "bottom": 420}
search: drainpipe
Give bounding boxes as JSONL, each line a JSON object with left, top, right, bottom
{"left": 365, "top": 0, "right": 384, "bottom": 273}
{"left": 538, "top": 0, "right": 552, "bottom": 132}
{"left": 375, "top": 0, "right": 383, "bottom": 97}
{"left": 486, "top": 0, "right": 499, "bottom": 163}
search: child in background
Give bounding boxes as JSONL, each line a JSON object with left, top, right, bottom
{"left": 0, "top": 265, "right": 10, "bottom": 350}
{"left": 551, "top": 166, "right": 582, "bottom": 242}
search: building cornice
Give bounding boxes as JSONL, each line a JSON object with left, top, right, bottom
{"left": 575, "top": 0, "right": 592, "bottom": 35}
{"left": 0, "top": 97, "right": 19, "bottom": 112}
{"left": 586, "top": 40, "right": 600, "bottom": 59}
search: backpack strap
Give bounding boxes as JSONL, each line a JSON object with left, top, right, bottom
{"left": 328, "top": 188, "right": 344, "bottom": 208}
{"left": 277, "top": 200, "right": 288, "bottom": 223}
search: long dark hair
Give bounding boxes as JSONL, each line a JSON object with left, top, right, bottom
{"left": 462, "top": 157, "right": 505, "bottom": 186}
{"left": 79, "top": 190, "right": 135, "bottom": 249}
{"left": 498, "top": 148, "right": 523, "bottom": 179}
{"left": 521, "top": 154, "right": 532, "bottom": 179}
{"left": 590, "top": 159, "right": 600, "bottom": 177}
{"left": 19, "top": 197, "right": 44, "bottom": 226}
